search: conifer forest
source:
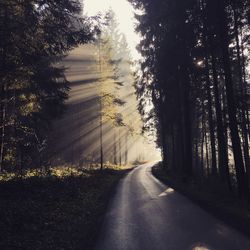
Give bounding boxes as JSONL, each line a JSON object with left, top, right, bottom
{"left": 131, "top": 0, "right": 250, "bottom": 198}
{"left": 0, "top": 0, "right": 250, "bottom": 249}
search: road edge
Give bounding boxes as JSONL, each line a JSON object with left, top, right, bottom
{"left": 151, "top": 163, "right": 250, "bottom": 239}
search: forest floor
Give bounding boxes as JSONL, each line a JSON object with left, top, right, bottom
{"left": 152, "top": 162, "right": 250, "bottom": 238}
{"left": 0, "top": 165, "right": 133, "bottom": 250}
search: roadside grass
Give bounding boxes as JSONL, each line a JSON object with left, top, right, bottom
{"left": 0, "top": 165, "right": 130, "bottom": 250}
{"left": 152, "top": 162, "right": 250, "bottom": 237}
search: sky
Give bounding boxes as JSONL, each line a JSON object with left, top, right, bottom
{"left": 83, "top": 0, "right": 141, "bottom": 60}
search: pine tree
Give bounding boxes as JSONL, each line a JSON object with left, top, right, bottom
{"left": 0, "top": 0, "right": 92, "bottom": 171}
{"left": 130, "top": 0, "right": 250, "bottom": 198}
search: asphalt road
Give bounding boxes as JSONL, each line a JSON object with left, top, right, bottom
{"left": 95, "top": 162, "right": 250, "bottom": 250}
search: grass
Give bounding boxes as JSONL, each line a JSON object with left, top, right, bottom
{"left": 152, "top": 162, "right": 250, "bottom": 237}
{"left": 0, "top": 165, "right": 130, "bottom": 250}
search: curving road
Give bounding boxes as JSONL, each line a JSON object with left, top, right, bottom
{"left": 95, "top": 162, "right": 250, "bottom": 250}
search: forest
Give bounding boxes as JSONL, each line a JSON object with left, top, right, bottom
{"left": 1, "top": 0, "right": 250, "bottom": 249}
{"left": 0, "top": 2, "right": 145, "bottom": 248}
{"left": 130, "top": 0, "right": 250, "bottom": 199}
{"left": 0, "top": 0, "right": 93, "bottom": 171}
{"left": 0, "top": 1, "right": 148, "bottom": 173}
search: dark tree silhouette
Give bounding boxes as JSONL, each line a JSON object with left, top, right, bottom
{"left": 0, "top": 0, "right": 92, "bottom": 171}
{"left": 130, "top": 0, "right": 250, "bottom": 198}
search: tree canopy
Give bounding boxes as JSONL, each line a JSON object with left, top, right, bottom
{"left": 0, "top": 0, "right": 93, "bottom": 171}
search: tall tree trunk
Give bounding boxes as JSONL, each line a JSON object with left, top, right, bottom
{"left": 154, "top": 89, "right": 168, "bottom": 169}
{"left": 202, "top": 0, "right": 230, "bottom": 181}
{"left": 119, "top": 128, "right": 122, "bottom": 166}
{"left": 125, "top": 132, "right": 128, "bottom": 165}
{"left": 239, "top": 27, "right": 250, "bottom": 142}
{"left": 217, "top": 0, "right": 248, "bottom": 197}
{"left": 201, "top": 101, "right": 206, "bottom": 175}
{"left": 204, "top": 57, "right": 217, "bottom": 176}
{"left": 113, "top": 129, "right": 117, "bottom": 165}
{"left": 171, "top": 123, "right": 176, "bottom": 170}
{"left": 98, "top": 37, "right": 104, "bottom": 171}
{"left": 204, "top": 120, "right": 210, "bottom": 176}
{"left": 179, "top": 64, "right": 193, "bottom": 176}
{"left": 175, "top": 82, "right": 185, "bottom": 172}
{"left": 0, "top": 84, "right": 7, "bottom": 172}
{"left": 210, "top": 51, "right": 231, "bottom": 189}
{"left": 232, "top": 6, "right": 250, "bottom": 181}
{"left": 100, "top": 98, "right": 103, "bottom": 170}
{"left": 0, "top": 5, "right": 8, "bottom": 172}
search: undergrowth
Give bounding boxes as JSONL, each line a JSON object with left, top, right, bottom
{"left": 0, "top": 165, "right": 128, "bottom": 250}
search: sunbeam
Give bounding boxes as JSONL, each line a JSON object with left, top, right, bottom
{"left": 49, "top": 42, "right": 161, "bottom": 166}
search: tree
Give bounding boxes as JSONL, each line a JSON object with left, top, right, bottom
{"left": 130, "top": 0, "right": 250, "bottom": 198}
{"left": 97, "top": 9, "right": 144, "bottom": 167}
{"left": 0, "top": 0, "right": 92, "bottom": 171}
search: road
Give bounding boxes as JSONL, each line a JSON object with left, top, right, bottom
{"left": 95, "top": 162, "right": 250, "bottom": 250}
